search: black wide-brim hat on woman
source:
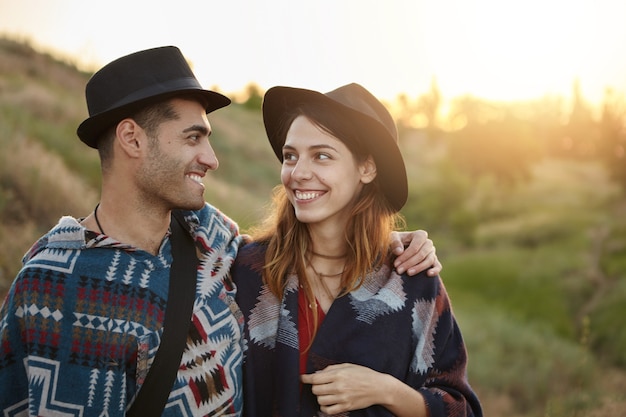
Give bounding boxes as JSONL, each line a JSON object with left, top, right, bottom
{"left": 77, "top": 46, "right": 231, "bottom": 148}
{"left": 262, "top": 83, "right": 408, "bottom": 212}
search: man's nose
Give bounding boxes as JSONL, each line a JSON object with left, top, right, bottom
{"left": 199, "top": 141, "right": 219, "bottom": 171}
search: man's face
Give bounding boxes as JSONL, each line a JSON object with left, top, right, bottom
{"left": 137, "top": 98, "right": 218, "bottom": 211}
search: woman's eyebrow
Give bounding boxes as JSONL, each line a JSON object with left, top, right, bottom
{"left": 282, "top": 144, "right": 339, "bottom": 152}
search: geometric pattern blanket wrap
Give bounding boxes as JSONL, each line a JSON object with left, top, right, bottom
{"left": 232, "top": 242, "right": 483, "bottom": 417}
{"left": 0, "top": 203, "right": 243, "bottom": 416}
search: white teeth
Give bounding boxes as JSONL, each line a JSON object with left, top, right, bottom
{"left": 295, "top": 190, "right": 320, "bottom": 200}
{"left": 187, "top": 174, "right": 203, "bottom": 184}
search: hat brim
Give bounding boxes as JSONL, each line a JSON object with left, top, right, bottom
{"left": 77, "top": 88, "right": 230, "bottom": 149}
{"left": 262, "top": 86, "right": 408, "bottom": 212}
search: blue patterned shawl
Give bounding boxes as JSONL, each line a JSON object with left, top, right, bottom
{"left": 0, "top": 203, "right": 243, "bottom": 416}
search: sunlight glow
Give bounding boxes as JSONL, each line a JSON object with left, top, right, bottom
{"left": 0, "top": 0, "right": 624, "bottom": 106}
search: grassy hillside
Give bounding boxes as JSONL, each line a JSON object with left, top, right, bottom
{"left": 1, "top": 37, "right": 625, "bottom": 416}
{"left": 0, "top": 38, "right": 278, "bottom": 287}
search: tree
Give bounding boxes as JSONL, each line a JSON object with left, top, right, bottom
{"left": 446, "top": 97, "right": 541, "bottom": 185}
{"left": 242, "top": 82, "right": 263, "bottom": 111}
{"left": 561, "top": 79, "right": 598, "bottom": 159}
{"left": 415, "top": 76, "right": 442, "bottom": 139}
{"left": 394, "top": 77, "right": 442, "bottom": 139}
{"left": 597, "top": 88, "right": 626, "bottom": 189}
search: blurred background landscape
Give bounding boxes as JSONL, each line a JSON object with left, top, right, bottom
{"left": 1, "top": 32, "right": 625, "bottom": 416}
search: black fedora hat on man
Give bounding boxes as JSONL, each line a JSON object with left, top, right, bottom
{"left": 77, "top": 46, "right": 230, "bottom": 148}
{"left": 262, "top": 83, "right": 408, "bottom": 212}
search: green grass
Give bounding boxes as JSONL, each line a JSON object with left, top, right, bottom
{"left": 444, "top": 246, "right": 576, "bottom": 337}
{"left": 1, "top": 36, "right": 625, "bottom": 417}
{"left": 459, "top": 303, "right": 594, "bottom": 416}
{"left": 588, "top": 278, "right": 626, "bottom": 367}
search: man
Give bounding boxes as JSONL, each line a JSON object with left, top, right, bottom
{"left": 0, "top": 46, "right": 440, "bottom": 416}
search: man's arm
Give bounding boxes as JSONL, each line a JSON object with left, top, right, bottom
{"left": 390, "top": 230, "right": 442, "bottom": 276}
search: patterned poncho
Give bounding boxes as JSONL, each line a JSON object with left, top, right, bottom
{"left": 0, "top": 203, "right": 244, "bottom": 416}
{"left": 232, "top": 242, "right": 482, "bottom": 417}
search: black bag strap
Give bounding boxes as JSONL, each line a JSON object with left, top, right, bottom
{"left": 127, "top": 210, "right": 198, "bottom": 417}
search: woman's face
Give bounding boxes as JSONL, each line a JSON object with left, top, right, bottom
{"left": 281, "top": 115, "right": 376, "bottom": 231}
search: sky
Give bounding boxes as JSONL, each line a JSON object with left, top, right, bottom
{"left": 1, "top": 0, "right": 625, "bottom": 107}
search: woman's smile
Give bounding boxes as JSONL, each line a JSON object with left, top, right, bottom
{"left": 294, "top": 190, "right": 325, "bottom": 201}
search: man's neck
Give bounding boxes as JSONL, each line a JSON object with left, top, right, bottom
{"left": 82, "top": 198, "right": 171, "bottom": 255}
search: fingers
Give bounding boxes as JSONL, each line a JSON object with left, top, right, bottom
{"left": 393, "top": 230, "right": 429, "bottom": 261}
{"left": 390, "top": 230, "right": 444, "bottom": 276}
{"left": 240, "top": 233, "right": 253, "bottom": 244}
{"left": 301, "top": 364, "right": 381, "bottom": 413}
{"left": 301, "top": 369, "right": 351, "bottom": 414}
{"left": 390, "top": 231, "right": 405, "bottom": 256}
{"left": 300, "top": 364, "right": 346, "bottom": 385}
{"left": 300, "top": 372, "right": 323, "bottom": 385}
{"left": 412, "top": 247, "right": 442, "bottom": 277}
{"left": 394, "top": 234, "right": 441, "bottom": 276}
{"left": 390, "top": 230, "right": 428, "bottom": 255}
{"left": 301, "top": 370, "right": 343, "bottom": 413}
{"left": 430, "top": 257, "right": 443, "bottom": 276}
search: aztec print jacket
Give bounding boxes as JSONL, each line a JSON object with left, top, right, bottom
{"left": 0, "top": 203, "right": 244, "bottom": 416}
{"left": 233, "top": 242, "right": 482, "bottom": 417}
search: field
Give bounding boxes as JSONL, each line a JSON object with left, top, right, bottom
{"left": 1, "top": 38, "right": 625, "bottom": 416}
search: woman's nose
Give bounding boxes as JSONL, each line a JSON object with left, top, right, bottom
{"left": 290, "top": 158, "right": 312, "bottom": 180}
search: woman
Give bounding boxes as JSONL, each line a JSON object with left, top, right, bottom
{"left": 233, "top": 83, "right": 482, "bottom": 416}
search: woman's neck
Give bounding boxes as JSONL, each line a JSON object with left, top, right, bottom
{"left": 308, "top": 224, "right": 347, "bottom": 258}
{"left": 305, "top": 258, "right": 345, "bottom": 313}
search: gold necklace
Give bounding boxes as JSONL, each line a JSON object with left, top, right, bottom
{"left": 307, "top": 260, "right": 345, "bottom": 303}
{"left": 308, "top": 261, "right": 345, "bottom": 278}
{"left": 310, "top": 251, "right": 347, "bottom": 260}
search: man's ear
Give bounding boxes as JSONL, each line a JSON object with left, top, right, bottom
{"left": 115, "top": 118, "right": 144, "bottom": 158}
{"left": 360, "top": 156, "right": 377, "bottom": 184}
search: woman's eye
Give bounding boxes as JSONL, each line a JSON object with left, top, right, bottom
{"left": 283, "top": 153, "right": 296, "bottom": 161}
{"left": 317, "top": 153, "right": 330, "bottom": 160}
